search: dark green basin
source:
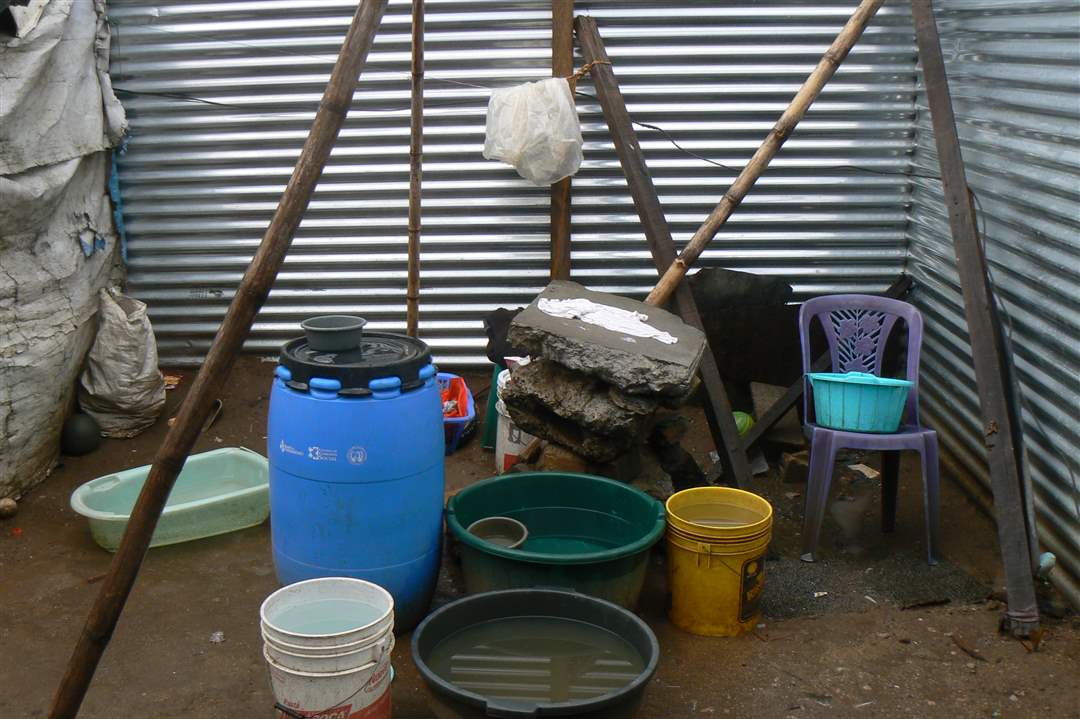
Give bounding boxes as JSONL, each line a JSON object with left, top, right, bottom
{"left": 446, "top": 472, "right": 666, "bottom": 609}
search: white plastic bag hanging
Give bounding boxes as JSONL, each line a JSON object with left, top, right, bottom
{"left": 78, "top": 287, "right": 166, "bottom": 438}
{"left": 483, "top": 77, "right": 583, "bottom": 186}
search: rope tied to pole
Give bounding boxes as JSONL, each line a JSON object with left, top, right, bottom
{"left": 568, "top": 59, "right": 611, "bottom": 87}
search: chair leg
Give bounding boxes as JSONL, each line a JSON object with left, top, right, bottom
{"left": 801, "top": 432, "right": 837, "bottom": 562}
{"left": 920, "top": 432, "right": 942, "bottom": 566}
{"left": 881, "top": 451, "right": 900, "bottom": 533}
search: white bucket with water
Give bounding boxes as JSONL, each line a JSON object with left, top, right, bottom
{"left": 495, "top": 370, "right": 535, "bottom": 473}
{"left": 262, "top": 624, "right": 392, "bottom": 657}
{"left": 265, "top": 632, "right": 395, "bottom": 674}
{"left": 264, "top": 645, "right": 392, "bottom": 719}
{"left": 260, "top": 577, "right": 394, "bottom": 650}
{"left": 261, "top": 577, "right": 394, "bottom": 719}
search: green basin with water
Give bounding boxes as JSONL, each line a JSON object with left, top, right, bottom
{"left": 70, "top": 446, "right": 269, "bottom": 551}
{"left": 446, "top": 472, "right": 666, "bottom": 609}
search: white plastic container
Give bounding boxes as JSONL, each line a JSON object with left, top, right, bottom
{"left": 264, "top": 644, "right": 392, "bottom": 719}
{"left": 494, "top": 369, "right": 536, "bottom": 473}
{"left": 264, "top": 632, "right": 394, "bottom": 674}
{"left": 261, "top": 620, "right": 394, "bottom": 657}
{"left": 261, "top": 578, "right": 395, "bottom": 719}
{"left": 260, "top": 577, "right": 394, "bottom": 651}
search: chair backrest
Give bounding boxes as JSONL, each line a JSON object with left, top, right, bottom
{"left": 798, "top": 294, "right": 925, "bottom": 426}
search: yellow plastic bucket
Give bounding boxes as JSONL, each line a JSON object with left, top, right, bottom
{"left": 665, "top": 487, "right": 773, "bottom": 637}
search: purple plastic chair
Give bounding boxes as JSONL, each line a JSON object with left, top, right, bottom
{"left": 798, "top": 294, "right": 940, "bottom": 564}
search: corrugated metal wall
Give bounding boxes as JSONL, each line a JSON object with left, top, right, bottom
{"left": 107, "top": 0, "right": 1078, "bottom": 603}
{"left": 108, "top": 0, "right": 917, "bottom": 365}
{"left": 907, "top": 0, "right": 1080, "bottom": 603}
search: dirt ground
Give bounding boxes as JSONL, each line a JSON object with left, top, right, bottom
{"left": 2, "top": 356, "right": 1077, "bottom": 718}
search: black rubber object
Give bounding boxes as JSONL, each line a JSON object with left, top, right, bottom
{"left": 279, "top": 331, "right": 432, "bottom": 392}
{"left": 61, "top": 414, "right": 101, "bottom": 456}
{"left": 411, "top": 589, "right": 659, "bottom": 718}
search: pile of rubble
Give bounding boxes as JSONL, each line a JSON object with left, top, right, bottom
{"left": 500, "top": 281, "right": 711, "bottom": 499}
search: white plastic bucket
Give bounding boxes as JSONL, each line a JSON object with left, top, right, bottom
{"left": 496, "top": 368, "right": 512, "bottom": 396}
{"left": 260, "top": 577, "right": 394, "bottom": 651}
{"left": 495, "top": 399, "right": 534, "bottom": 473}
{"left": 264, "top": 644, "right": 392, "bottom": 719}
{"left": 261, "top": 619, "right": 393, "bottom": 656}
{"left": 264, "top": 631, "right": 395, "bottom": 674}
{"left": 494, "top": 370, "right": 535, "bottom": 473}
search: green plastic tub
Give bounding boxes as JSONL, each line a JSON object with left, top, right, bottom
{"left": 446, "top": 472, "right": 666, "bottom": 609}
{"left": 70, "top": 446, "right": 269, "bottom": 551}
{"left": 807, "top": 371, "right": 912, "bottom": 433}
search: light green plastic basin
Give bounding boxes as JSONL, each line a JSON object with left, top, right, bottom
{"left": 70, "top": 446, "right": 270, "bottom": 551}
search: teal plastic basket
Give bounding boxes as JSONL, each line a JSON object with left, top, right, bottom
{"left": 807, "top": 371, "right": 912, "bottom": 433}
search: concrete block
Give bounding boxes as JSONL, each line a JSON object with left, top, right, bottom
{"left": 502, "top": 359, "right": 657, "bottom": 463}
{"left": 508, "top": 280, "right": 706, "bottom": 396}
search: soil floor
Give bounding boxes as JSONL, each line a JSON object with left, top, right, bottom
{"left": 2, "top": 356, "right": 1077, "bottom": 718}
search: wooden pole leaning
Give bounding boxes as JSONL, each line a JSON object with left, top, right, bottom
{"left": 47, "top": 3, "right": 390, "bottom": 717}
{"left": 574, "top": 15, "right": 753, "bottom": 487}
{"left": 645, "top": 0, "right": 887, "bottom": 305}
{"left": 911, "top": 0, "right": 1040, "bottom": 639}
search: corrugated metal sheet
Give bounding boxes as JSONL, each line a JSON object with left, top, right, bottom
{"left": 108, "top": 0, "right": 917, "bottom": 365}
{"left": 906, "top": 0, "right": 1080, "bottom": 604}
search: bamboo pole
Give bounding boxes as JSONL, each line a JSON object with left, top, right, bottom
{"left": 549, "top": 0, "right": 574, "bottom": 280}
{"left": 406, "top": 0, "right": 424, "bottom": 337}
{"left": 47, "top": 3, "right": 389, "bottom": 716}
{"left": 645, "top": 0, "right": 886, "bottom": 305}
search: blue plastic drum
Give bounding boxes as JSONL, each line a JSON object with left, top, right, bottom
{"left": 267, "top": 323, "right": 445, "bottom": 631}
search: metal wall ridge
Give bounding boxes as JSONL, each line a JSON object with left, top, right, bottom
{"left": 110, "top": 0, "right": 916, "bottom": 366}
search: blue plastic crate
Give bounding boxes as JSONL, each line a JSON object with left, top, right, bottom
{"left": 807, "top": 371, "right": 912, "bottom": 433}
{"left": 438, "top": 372, "right": 476, "bottom": 454}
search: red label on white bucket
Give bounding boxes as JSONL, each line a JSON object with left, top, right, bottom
{"left": 277, "top": 689, "right": 390, "bottom": 719}
{"left": 353, "top": 687, "right": 391, "bottom": 719}
{"left": 281, "top": 689, "right": 390, "bottom": 719}
{"left": 271, "top": 655, "right": 392, "bottom": 719}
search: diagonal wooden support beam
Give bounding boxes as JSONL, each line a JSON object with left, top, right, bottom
{"left": 644, "top": 0, "right": 886, "bottom": 305}
{"left": 47, "top": 2, "right": 391, "bottom": 716}
{"left": 911, "top": 0, "right": 1039, "bottom": 639}
{"left": 574, "top": 16, "right": 752, "bottom": 487}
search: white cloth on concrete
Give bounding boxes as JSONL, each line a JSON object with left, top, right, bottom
{"left": 537, "top": 297, "right": 678, "bottom": 345}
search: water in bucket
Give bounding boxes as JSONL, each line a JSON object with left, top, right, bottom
{"left": 675, "top": 502, "right": 763, "bottom": 528}
{"left": 262, "top": 579, "right": 394, "bottom": 719}
{"left": 270, "top": 598, "right": 384, "bottom": 635}
{"left": 426, "top": 616, "right": 645, "bottom": 703}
